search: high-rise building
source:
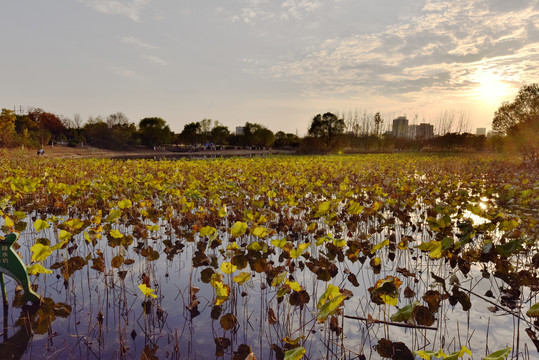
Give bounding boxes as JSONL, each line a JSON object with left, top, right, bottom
{"left": 392, "top": 116, "right": 408, "bottom": 137}
{"left": 416, "top": 123, "right": 434, "bottom": 140}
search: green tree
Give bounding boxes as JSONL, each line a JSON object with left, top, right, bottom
{"left": 253, "top": 127, "right": 275, "bottom": 147}
{"left": 241, "top": 122, "right": 274, "bottom": 147}
{"left": 210, "top": 125, "right": 230, "bottom": 145}
{"left": 308, "top": 112, "right": 345, "bottom": 150}
{"left": 492, "top": 83, "right": 539, "bottom": 162}
{"left": 493, "top": 84, "right": 539, "bottom": 134}
{"left": 138, "top": 117, "right": 173, "bottom": 148}
{"left": 274, "top": 131, "right": 300, "bottom": 148}
{"left": 180, "top": 122, "right": 203, "bottom": 145}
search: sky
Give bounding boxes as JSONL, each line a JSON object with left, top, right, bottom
{"left": 1, "top": 0, "right": 538, "bottom": 135}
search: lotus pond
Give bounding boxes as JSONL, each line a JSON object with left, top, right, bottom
{"left": 0, "top": 153, "right": 538, "bottom": 360}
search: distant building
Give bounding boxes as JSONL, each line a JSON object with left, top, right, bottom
{"left": 392, "top": 116, "right": 409, "bottom": 137}
{"left": 476, "top": 128, "right": 486, "bottom": 136}
{"left": 392, "top": 116, "right": 433, "bottom": 140}
{"left": 416, "top": 123, "right": 434, "bottom": 140}
{"left": 236, "top": 126, "right": 245, "bottom": 136}
{"left": 408, "top": 124, "right": 418, "bottom": 139}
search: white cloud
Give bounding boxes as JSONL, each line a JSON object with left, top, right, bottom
{"left": 228, "top": 0, "right": 321, "bottom": 23}
{"left": 248, "top": 0, "right": 539, "bottom": 98}
{"left": 78, "top": 0, "right": 151, "bottom": 21}
{"left": 120, "top": 36, "right": 157, "bottom": 49}
{"left": 142, "top": 55, "right": 167, "bottom": 65}
{"left": 280, "top": 0, "right": 321, "bottom": 20}
{"left": 112, "top": 67, "right": 144, "bottom": 80}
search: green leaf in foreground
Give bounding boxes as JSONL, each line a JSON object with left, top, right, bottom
{"left": 316, "top": 284, "right": 345, "bottom": 323}
{"left": 390, "top": 302, "right": 418, "bottom": 323}
{"left": 284, "top": 346, "right": 305, "bottom": 360}
{"left": 413, "top": 349, "right": 447, "bottom": 360}
{"left": 527, "top": 301, "right": 539, "bottom": 317}
{"left": 483, "top": 347, "right": 512, "bottom": 360}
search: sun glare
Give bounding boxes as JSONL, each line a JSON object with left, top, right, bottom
{"left": 474, "top": 70, "right": 513, "bottom": 106}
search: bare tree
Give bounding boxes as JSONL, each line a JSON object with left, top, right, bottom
{"left": 60, "top": 115, "right": 75, "bottom": 129}
{"left": 373, "top": 112, "right": 383, "bottom": 136}
{"left": 106, "top": 112, "right": 130, "bottom": 127}
{"left": 435, "top": 110, "right": 455, "bottom": 135}
{"left": 73, "top": 113, "right": 82, "bottom": 129}
{"left": 455, "top": 110, "right": 471, "bottom": 134}
{"left": 342, "top": 110, "right": 354, "bottom": 134}
{"left": 360, "top": 109, "right": 372, "bottom": 135}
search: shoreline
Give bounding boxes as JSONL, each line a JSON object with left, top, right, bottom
{"left": 1, "top": 145, "right": 295, "bottom": 159}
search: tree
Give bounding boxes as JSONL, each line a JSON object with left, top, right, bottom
{"left": 240, "top": 122, "right": 274, "bottom": 147}
{"left": 307, "top": 112, "right": 345, "bottom": 149}
{"left": 28, "top": 108, "right": 67, "bottom": 145}
{"left": 252, "top": 127, "right": 275, "bottom": 147}
{"left": 200, "top": 118, "right": 212, "bottom": 135}
{"left": 138, "top": 117, "right": 172, "bottom": 148}
{"left": 493, "top": 84, "right": 539, "bottom": 162}
{"left": 107, "top": 112, "right": 130, "bottom": 127}
{"left": 274, "top": 131, "right": 300, "bottom": 148}
{"left": 493, "top": 84, "right": 539, "bottom": 134}
{"left": 210, "top": 125, "right": 230, "bottom": 145}
{"left": 180, "top": 122, "right": 203, "bottom": 145}
{"left": 373, "top": 112, "right": 383, "bottom": 137}
{"left": 0, "top": 109, "right": 17, "bottom": 147}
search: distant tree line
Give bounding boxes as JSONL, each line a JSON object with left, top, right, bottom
{"left": 1, "top": 83, "right": 535, "bottom": 159}
{"left": 0, "top": 109, "right": 300, "bottom": 150}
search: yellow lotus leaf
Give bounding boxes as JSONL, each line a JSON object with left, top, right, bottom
{"left": 220, "top": 262, "right": 237, "bottom": 274}
{"left": 30, "top": 243, "right": 52, "bottom": 262}
{"left": 233, "top": 272, "right": 251, "bottom": 285}
{"left": 33, "top": 219, "right": 50, "bottom": 232}
{"left": 230, "top": 221, "right": 248, "bottom": 237}
{"left": 110, "top": 229, "right": 124, "bottom": 239}
{"left": 59, "top": 229, "right": 72, "bottom": 241}
{"left": 371, "top": 239, "right": 390, "bottom": 254}
{"left": 138, "top": 284, "right": 157, "bottom": 299}
{"left": 214, "top": 281, "right": 230, "bottom": 305}
{"left": 4, "top": 216, "right": 14, "bottom": 228}
{"left": 252, "top": 226, "right": 268, "bottom": 238}
{"left": 318, "top": 201, "right": 331, "bottom": 213}
{"left": 27, "top": 263, "right": 53, "bottom": 275}
{"left": 284, "top": 279, "right": 301, "bottom": 292}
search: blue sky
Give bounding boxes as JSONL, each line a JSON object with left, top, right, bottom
{"left": 1, "top": 0, "right": 538, "bottom": 134}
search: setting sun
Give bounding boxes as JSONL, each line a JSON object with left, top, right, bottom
{"left": 474, "top": 70, "right": 514, "bottom": 106}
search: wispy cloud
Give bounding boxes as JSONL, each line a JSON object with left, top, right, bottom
{"left": 228, "top": 0, "right": 321, "bottom": 23}
{"left": 78, "top": 0, "right": 151, "bottom": 22}
{"left": 112, "top": 67, "right": 144, "bottom": 80}
{"left": 120, "top": 36, "right": 157, "bottom": 49}
{"left": 247, "top": 0, "right": 539, "bottom": 98}
{"left": 142, "top": 55, "right": 167, "bottom": 65}
{"left": 280, "top": 0, "right": 321, "bottom": 20}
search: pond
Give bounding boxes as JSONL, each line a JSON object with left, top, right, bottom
{"left": 0, "top": 154, "right": 537, "bottom": 359}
